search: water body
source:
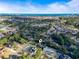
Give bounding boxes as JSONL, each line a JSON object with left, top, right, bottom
{"left": 0, "top": 14, "right": 79, "bottom": 16}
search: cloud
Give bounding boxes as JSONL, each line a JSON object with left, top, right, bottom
{"left": 67, "top": 0, "right": 79, "bottom": 12}
{"left": 0, "top": 0, "right": 79, "bottom": 13}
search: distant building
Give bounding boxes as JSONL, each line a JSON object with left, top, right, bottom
{"left": 43, "top": 47, "right": 57, "bottom": 59}
{"left": 0, "top": 33, "right": 5, "bottom": 39}
{"left": 57, "top": 52, "right": 72, "bottom": 59}
{"left": 23, "top": 45, "right": 36, "bottom": 56}
{"left": 9, "top": 55, "right": 20, "bottom": 59}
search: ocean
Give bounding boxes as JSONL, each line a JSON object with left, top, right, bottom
{"left": 0, "top": 14, "right": 79, "bottom": 16}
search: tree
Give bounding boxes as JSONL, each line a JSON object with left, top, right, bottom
{"left": 77, "top": 32, "right": 79, "bottom": 38}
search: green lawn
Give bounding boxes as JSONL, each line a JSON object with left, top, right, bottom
{"left": 34, "top": 48, "right": 43, "bottom": 59}
{"left": 0, "top": 30, "right": 6, "bottom": 33}
{"left": 0, "top": 38, "right": 8, "bottom": 45}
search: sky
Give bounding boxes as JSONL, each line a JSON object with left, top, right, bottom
{"left": 0, "top": 0, "right": 79, "bottom": 14}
